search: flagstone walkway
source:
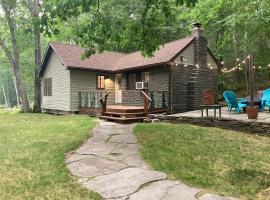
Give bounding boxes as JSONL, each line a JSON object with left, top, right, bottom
{"left": 66, "top": 121, "right": 236, "bottom": 200}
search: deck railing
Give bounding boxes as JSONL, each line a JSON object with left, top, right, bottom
{"left": 148, "top": 90, "right": 168, "bottom": 110}
{"left": 79, "top": 91, "right": 105, "bottom": 108}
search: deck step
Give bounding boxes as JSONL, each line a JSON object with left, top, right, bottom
{"left": 99, "top": 115, "right": 146, "bottom": 122}
{"left": 105, "top": 111, "right": 145, "bottom": 117}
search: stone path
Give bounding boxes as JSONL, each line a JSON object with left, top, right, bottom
{"left": 66, "top": 121, "right": 236, "bottom": 200}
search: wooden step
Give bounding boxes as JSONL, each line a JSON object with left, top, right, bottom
{"left": 105, "top": 111, "right": 146, "bottom": 117}
{"left": 99, "top": 115, "right": 146, "bottom": 123}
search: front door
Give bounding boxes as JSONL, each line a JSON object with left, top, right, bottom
{"left": 115, "top": 74, "right": 122, "bottom": 103}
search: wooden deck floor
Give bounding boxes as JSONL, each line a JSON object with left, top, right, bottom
{"left": 100, "top": 104, "right": 146, "bottom": 123}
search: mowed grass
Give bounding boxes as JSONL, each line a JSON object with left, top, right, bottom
{"left": 134, "top": 123, "right": 270, "bottom": 199}
{"left": 0, "top": 113, "right": 102, "bottom": 200}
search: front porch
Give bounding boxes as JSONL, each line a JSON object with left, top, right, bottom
{"left": 78, "top": 91, "right": 169, "bottom": 122}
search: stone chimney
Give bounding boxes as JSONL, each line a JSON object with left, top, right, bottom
{"left": 192, "top": 23, "right": 207, "bottom": 69}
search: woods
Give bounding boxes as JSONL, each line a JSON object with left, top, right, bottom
{"left": 0, "top": 0, "right": 270, "bottom": 112}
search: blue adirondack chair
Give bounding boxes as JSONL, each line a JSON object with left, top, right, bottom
{"left": 223, "top": 91, "right": 247, "bottom": 113}
{"left": 261, "top": 88, "right": 270, "bottom": 112}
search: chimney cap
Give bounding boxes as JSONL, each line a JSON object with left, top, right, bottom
{"left": 193, "top": 22, "right": 202, "bottom": 28}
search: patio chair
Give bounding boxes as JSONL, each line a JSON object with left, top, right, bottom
{"left": 223, "top": 91, "right": 247, "bottom": 113}
{"left": 261, "top": 88, "right": 270, "bottom": 112}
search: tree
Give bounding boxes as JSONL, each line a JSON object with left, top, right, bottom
{"left": 43, "top": 0, "right": 197, "bottom": 57}
{"left": 24, "top": 0, "right": 42, "bottom": 112}
{"left": 0, "top": 0, "right": 31, "bottom": 112}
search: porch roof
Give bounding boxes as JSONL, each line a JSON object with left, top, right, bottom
{"left": 39, "top": 36, "right": 195, "bottom": 76}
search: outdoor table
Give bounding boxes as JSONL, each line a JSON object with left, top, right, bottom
{"left": 200, "top": 104, "right": 222, "bottom": 118}
{"left": 240, "top": 97, "right": 262, "bottom": 110}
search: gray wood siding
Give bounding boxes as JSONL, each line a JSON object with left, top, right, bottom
{"left": 174, "top": 43, "right": 195, "bottom": 66}
{"left": 70, "top": 70, "right": 115, "bottom": 111}
{"left": 121, "top": 66, "right": 169, "bottom": 106}
{"left": 41, "top": 51, "right": 71, "bottom": 111}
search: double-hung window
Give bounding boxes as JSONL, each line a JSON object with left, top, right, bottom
{"left": 44, "top": 78, "right": 52, "bottom": 96}
{"left": 97, "top": 75, "right": 105, "bottom": 89}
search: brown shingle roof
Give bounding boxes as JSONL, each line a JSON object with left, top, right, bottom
{"left": 115, "top": 36, "right": 194, "bottom": 71}
{"left": 40, "top": 36, "right": 195, "bottom": 76}
{"left": 50, "top": 43, "right": 127, "bottom": 72}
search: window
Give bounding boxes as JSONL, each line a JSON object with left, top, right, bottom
{"left": 43, "top": 78, "right": 52, "bottom": 96}
{"left": 127, "top": 71, "right": 149, "bottom": 90}
{"left": 143, "top": 72, "right": 150, "bottom": 82}
{"left": 97, "top": 75, "right": 105, "bottom": 89}
{"left": 127, "top": 73, "right": 136, "bottom": 90}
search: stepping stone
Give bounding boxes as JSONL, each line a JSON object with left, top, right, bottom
{"left": 109, "top": 134, "right": 137, "bottom": 144}
{"left": 129, "top": 180, "right": 200, "bottom": 200}
{"left": 76, "top": 143, "right": 116, "bottom": 155}
{"left": 128, "top": 180, "right": 176, "bottom": 200}
{"left": 165, "top": 182, "right": 200, "bottom": 200}
{"left": 84, "top": 167, "right": 167, "bottom": 199}
{"left": 65, "top": 154, "right": 89, "bottom": 164}
{"left": 112, "top": 144, "right": 139, "bottom": 155}
{"left": 93, "top": 128, "right": 116, "bottom": 135}
{"left": 67, "top": 155, "right": 128, "bottom": 178}
{"left": 199, "top": 194, "right": 236, "bottom": 200}
{"left": 86, "top": 134, "right": 110, "bottom": 143}
{"left": 117, "top": 154, "right": 148, "bottom": 168}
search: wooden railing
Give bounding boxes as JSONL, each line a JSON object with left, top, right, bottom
{"left": 140, "top": 91, "right": 152, "bottom": 116}
{"left": 148, "top": 90, "right": 168, "bottom": 110}
{"left": 79, "top": 91, "right": 105, "bottom": 109}
{"left": 98, "top": 91, "right": 110, "bottom": 115}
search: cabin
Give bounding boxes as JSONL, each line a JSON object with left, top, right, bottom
{"left": 39, "top": 23, "right": 219, "bottom": 122}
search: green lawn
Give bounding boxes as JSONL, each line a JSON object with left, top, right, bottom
{"left": 0, "top": 113, "right": 102, "bottom": 200}
{"left": 134, "top": 123, "right": 270, "bottom": 199}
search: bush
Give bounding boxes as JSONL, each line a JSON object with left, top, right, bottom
{"left": 0, "top": 106, "right": 24, "bottom": 114}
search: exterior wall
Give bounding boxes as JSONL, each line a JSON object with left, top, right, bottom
{"left": 194, "top": 37, "right": 208, "bottom": 68}
{"left": 174, "top": 41, "right": 217, "bottom": 70}
{"left": 171, "top": 64, "right": 218, "bottom": 112}
{"left": 41, "top": 51, "right": 71, "bottom": 111}
{"left": 70, "top": 70, "right": 115, "bottom": 111}
{"left": 121, "top": 66, "right": 169, "bottom": 106}
{"left": 121, "top": 73, "right": 143, "bottom": 105}
{"left": 174, "top": 43, "right": 195, "bottom": 66}
{"left": 171, "top": 65, "right": 194, "bottom": 112}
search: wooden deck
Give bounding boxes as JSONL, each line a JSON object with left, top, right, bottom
{"left": 99, "top": 104, "right": 147, "bottom": 123}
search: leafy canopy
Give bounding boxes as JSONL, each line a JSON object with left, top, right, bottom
{"left": 42, "top": 0, "right": 197, "bottom": 57}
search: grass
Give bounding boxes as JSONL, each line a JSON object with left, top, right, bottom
{"left": 134, "top": 123, "right": 270, "bottom": 199}
{"left": 0, "top": 113, "right": 102, "bottom": 200}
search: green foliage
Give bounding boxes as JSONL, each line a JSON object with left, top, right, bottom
{"left": 0, "top": 106, "right": 24, "bottom": 114}
{"left": 43, "top": 0, "right": 197, "bottom": 57}
{"left": 134, "top": 123, "right": 270, "bottom": 199}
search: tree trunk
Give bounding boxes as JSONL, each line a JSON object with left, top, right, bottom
{"left": 31, "top": 0, "right": 42, "bottom": 112}
{"left": 13, "top": 64, "right": 31, "bottom": 112}
{"left": 12, "top": 74, "right": 20, "bottom": 106}
{"left": 2, "top": 83, "right": 9, "bottom": 107}
{"left": 0, "top": 2, "right": 31, "bottom": 112}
